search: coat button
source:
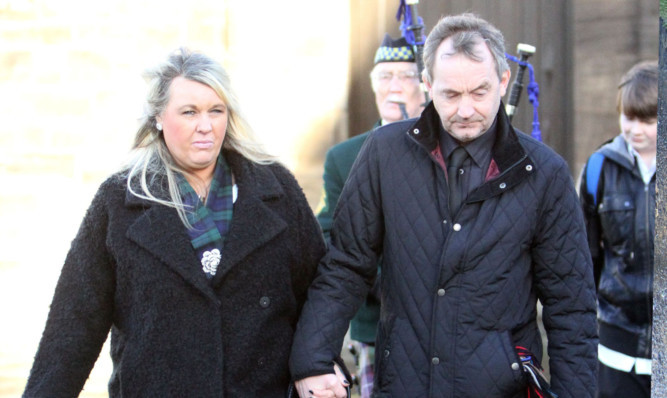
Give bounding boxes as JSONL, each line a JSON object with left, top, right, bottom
{"left": 453, "top": 223, "right": 461, "bottom": 231}
{"left": 413, "top": 128, "right": 420, "bottom": 134}
{"left": 525, "top": 165, "right": 533, "bottom": 172}
{"left": 259, "top": 296, "right": 271, "bottom": 308}
{"left": 511, "top": 362, "right": 520, "bottom": 371}
{"left": 432, "top": 357, "right": 440, "bottom": 365}
{"left": 384, "top": 349, "right": 390, "bottom": 358}
{"left": 499, "top": 182, "right": 507, "bottom": 189}
{"left": 437, "top": 288, "right": 446, "bottom": 296}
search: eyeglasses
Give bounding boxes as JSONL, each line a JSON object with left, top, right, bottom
{"left": 371, "top": 70, "right": 419, "bottom": 84}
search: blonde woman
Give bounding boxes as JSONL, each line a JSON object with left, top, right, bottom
{"left": 24, "top": 48, "right": 325, "bottom": 397}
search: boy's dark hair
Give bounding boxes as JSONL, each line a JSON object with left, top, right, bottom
{"left": 616, "top": 60, "right": 658, "bottom": 121}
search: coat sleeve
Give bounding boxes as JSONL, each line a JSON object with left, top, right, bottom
{"left": 290, "top": 133, "right": 383, "bottom": 381}
{"left": 23, "top": 181, "right": 116, "bottom": 397}
{"left": 316, "top": 148, "right": 345, "bottom": 242}
{"left": 532, "top": 161, "right": 598, "bottom": 398}
{"left": 286, "top": 170, "right": 327, "bottom": 316}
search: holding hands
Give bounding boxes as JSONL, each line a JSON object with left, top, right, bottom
{"left": 295, "top": 363, "right": 350, "bottom": 398}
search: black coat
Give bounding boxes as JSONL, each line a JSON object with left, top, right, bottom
{"left": 579, "top": 134, "right": 655, "bottom": 358}
{"left": 24, "top": 150, "right": 325, "bottom": 397}
{"left": 290, "top": 103, "right": 598, "bottom": 397}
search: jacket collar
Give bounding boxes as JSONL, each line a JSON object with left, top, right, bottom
{"left": 408, "top": 101, "right": 527, "bottom": 169}
{"left": 124, "top": 150, "right": 288, "bottom": 299}
{"left": 599, "top": 134, "right": 653, "bottom": 181}
{"left": 407, "top": 101, "right": 534, "bottom": 201}
{"left": 600, "top": 134, "right": 636, "bottom": 167}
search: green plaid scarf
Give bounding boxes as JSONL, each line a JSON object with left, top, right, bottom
{"left": 179, "top": 153, "right": 234, "bottom": 279}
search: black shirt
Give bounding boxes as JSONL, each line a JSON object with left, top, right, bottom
{"left": 440, "top": 117, "right": 498, "bottom": 200}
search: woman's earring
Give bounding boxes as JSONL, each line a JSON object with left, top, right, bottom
{"left": 156, "top": 122, "right": 163, "bottom": 131}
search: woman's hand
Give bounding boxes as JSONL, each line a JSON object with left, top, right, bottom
{"left": 295, "top": 364, "right": 349, "bottom": 398}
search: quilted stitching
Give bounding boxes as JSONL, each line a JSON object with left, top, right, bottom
{"left": 291, "top": 112, "right": 597, "bottom": 397}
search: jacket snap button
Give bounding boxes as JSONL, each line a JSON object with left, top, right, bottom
{"left": 437, "top": 288, "right": 445, "bottom": 296}
{"left": 384, "top": 349, "right": 390, "bottom": 358}
{"left": 499, "top": 182, "right": 507, "bottom": 189}
{"left": 432, "top": 357, "right": 440, "bottom": 365}
{"left": 511, "top": 362, "right": 520, "bottom": 370}
{"left": 525, "top": 165, "right": 533, "bottom": 171}
{"left": 413, "top": 128, "right": 420, "bottom": 134}
{"left": 259, "top": 296, "right": 271, "bottom": 308}
{"left": 453, "top": 223, "right": 461, "bottom": 231}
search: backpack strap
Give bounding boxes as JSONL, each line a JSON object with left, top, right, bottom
{"left": 585, "top": 152, "right": 605, "bottom": 206}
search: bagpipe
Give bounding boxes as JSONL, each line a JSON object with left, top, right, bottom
{"left": 505, "top": 43, "right": 541, "bottom": 141}
{"left": 396, "top": 0, "right": 541, "bottom": 141}
{"left": 397, "top": 0, "right": 428, "bottom": 108}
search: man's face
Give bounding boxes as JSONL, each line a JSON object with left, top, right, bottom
{"left": 371, "top": 61, "right": 425, "bottom": 123}
{"left": 620, "top": 113, "right": 657, "bottom": 156}
{"left": 425, "top": 38, "right": 510, "bottom": 143}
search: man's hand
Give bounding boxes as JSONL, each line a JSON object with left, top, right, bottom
{"left": 295, "top": 364, "right": 349, "bottom": 398}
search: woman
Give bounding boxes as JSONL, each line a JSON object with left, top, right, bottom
{"left": 23, "top": 48, "right": 326, "bottom": 397}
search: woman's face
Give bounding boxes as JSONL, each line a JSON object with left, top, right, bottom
{"left": 157, "top": 76, "right": 228, "bottom": 179}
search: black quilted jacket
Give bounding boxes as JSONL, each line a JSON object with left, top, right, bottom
{"left": 290, "top": 103, "right": 598, "bottom": 397}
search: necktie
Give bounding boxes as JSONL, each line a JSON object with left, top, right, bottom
{"left": 448, "top": 146, "right": 468, "bottom": 217}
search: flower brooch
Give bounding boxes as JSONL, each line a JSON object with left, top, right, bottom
{"left": 201, "top": 249, "right": 221, "bottom": 276}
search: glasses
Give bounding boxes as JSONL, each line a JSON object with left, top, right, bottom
{"left": 371, "top": 70, "right": 419, "bottom": 84}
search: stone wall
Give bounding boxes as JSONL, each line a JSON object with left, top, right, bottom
{"left": 572, "top": 0, "right": 659, "bottom": 175}
{"left": 0, "top": 1, "right": 349, "bottom": 396}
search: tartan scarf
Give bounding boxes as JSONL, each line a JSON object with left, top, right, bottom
{"left": 178, "top": 153, "right": 234, "bottom": 279}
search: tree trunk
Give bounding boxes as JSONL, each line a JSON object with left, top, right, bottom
{"left": 652, "top": 10, "right": 667, "bottom": 398}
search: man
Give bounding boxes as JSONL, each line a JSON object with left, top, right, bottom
{"left": 579, "top": 60, "right": 657, "bottom": 398}
{"left": 291, "top": 13, "right": 598, "bottom": 398}
{"left": 315, "top": 33, "right": 425, "bottom": 398}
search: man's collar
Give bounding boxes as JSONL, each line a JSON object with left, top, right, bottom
{"left": 407, "top": 101, "right": 529, "bottom": 174}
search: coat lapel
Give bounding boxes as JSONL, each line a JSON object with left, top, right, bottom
{"left": 126, "top": 195, "right": 218, "bottom": 302}
{"left": 211, "top": 152, "right": 288, "bottom": 287}
{"left": 212, "top": 193, "right": 288, "bottom": 284}
{"left": 122, "top": 151, "right": 290, "bottom": 294}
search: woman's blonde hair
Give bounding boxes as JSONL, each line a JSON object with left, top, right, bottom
{"left": 125, "top": 47, "right": 275, "bottom": 226}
